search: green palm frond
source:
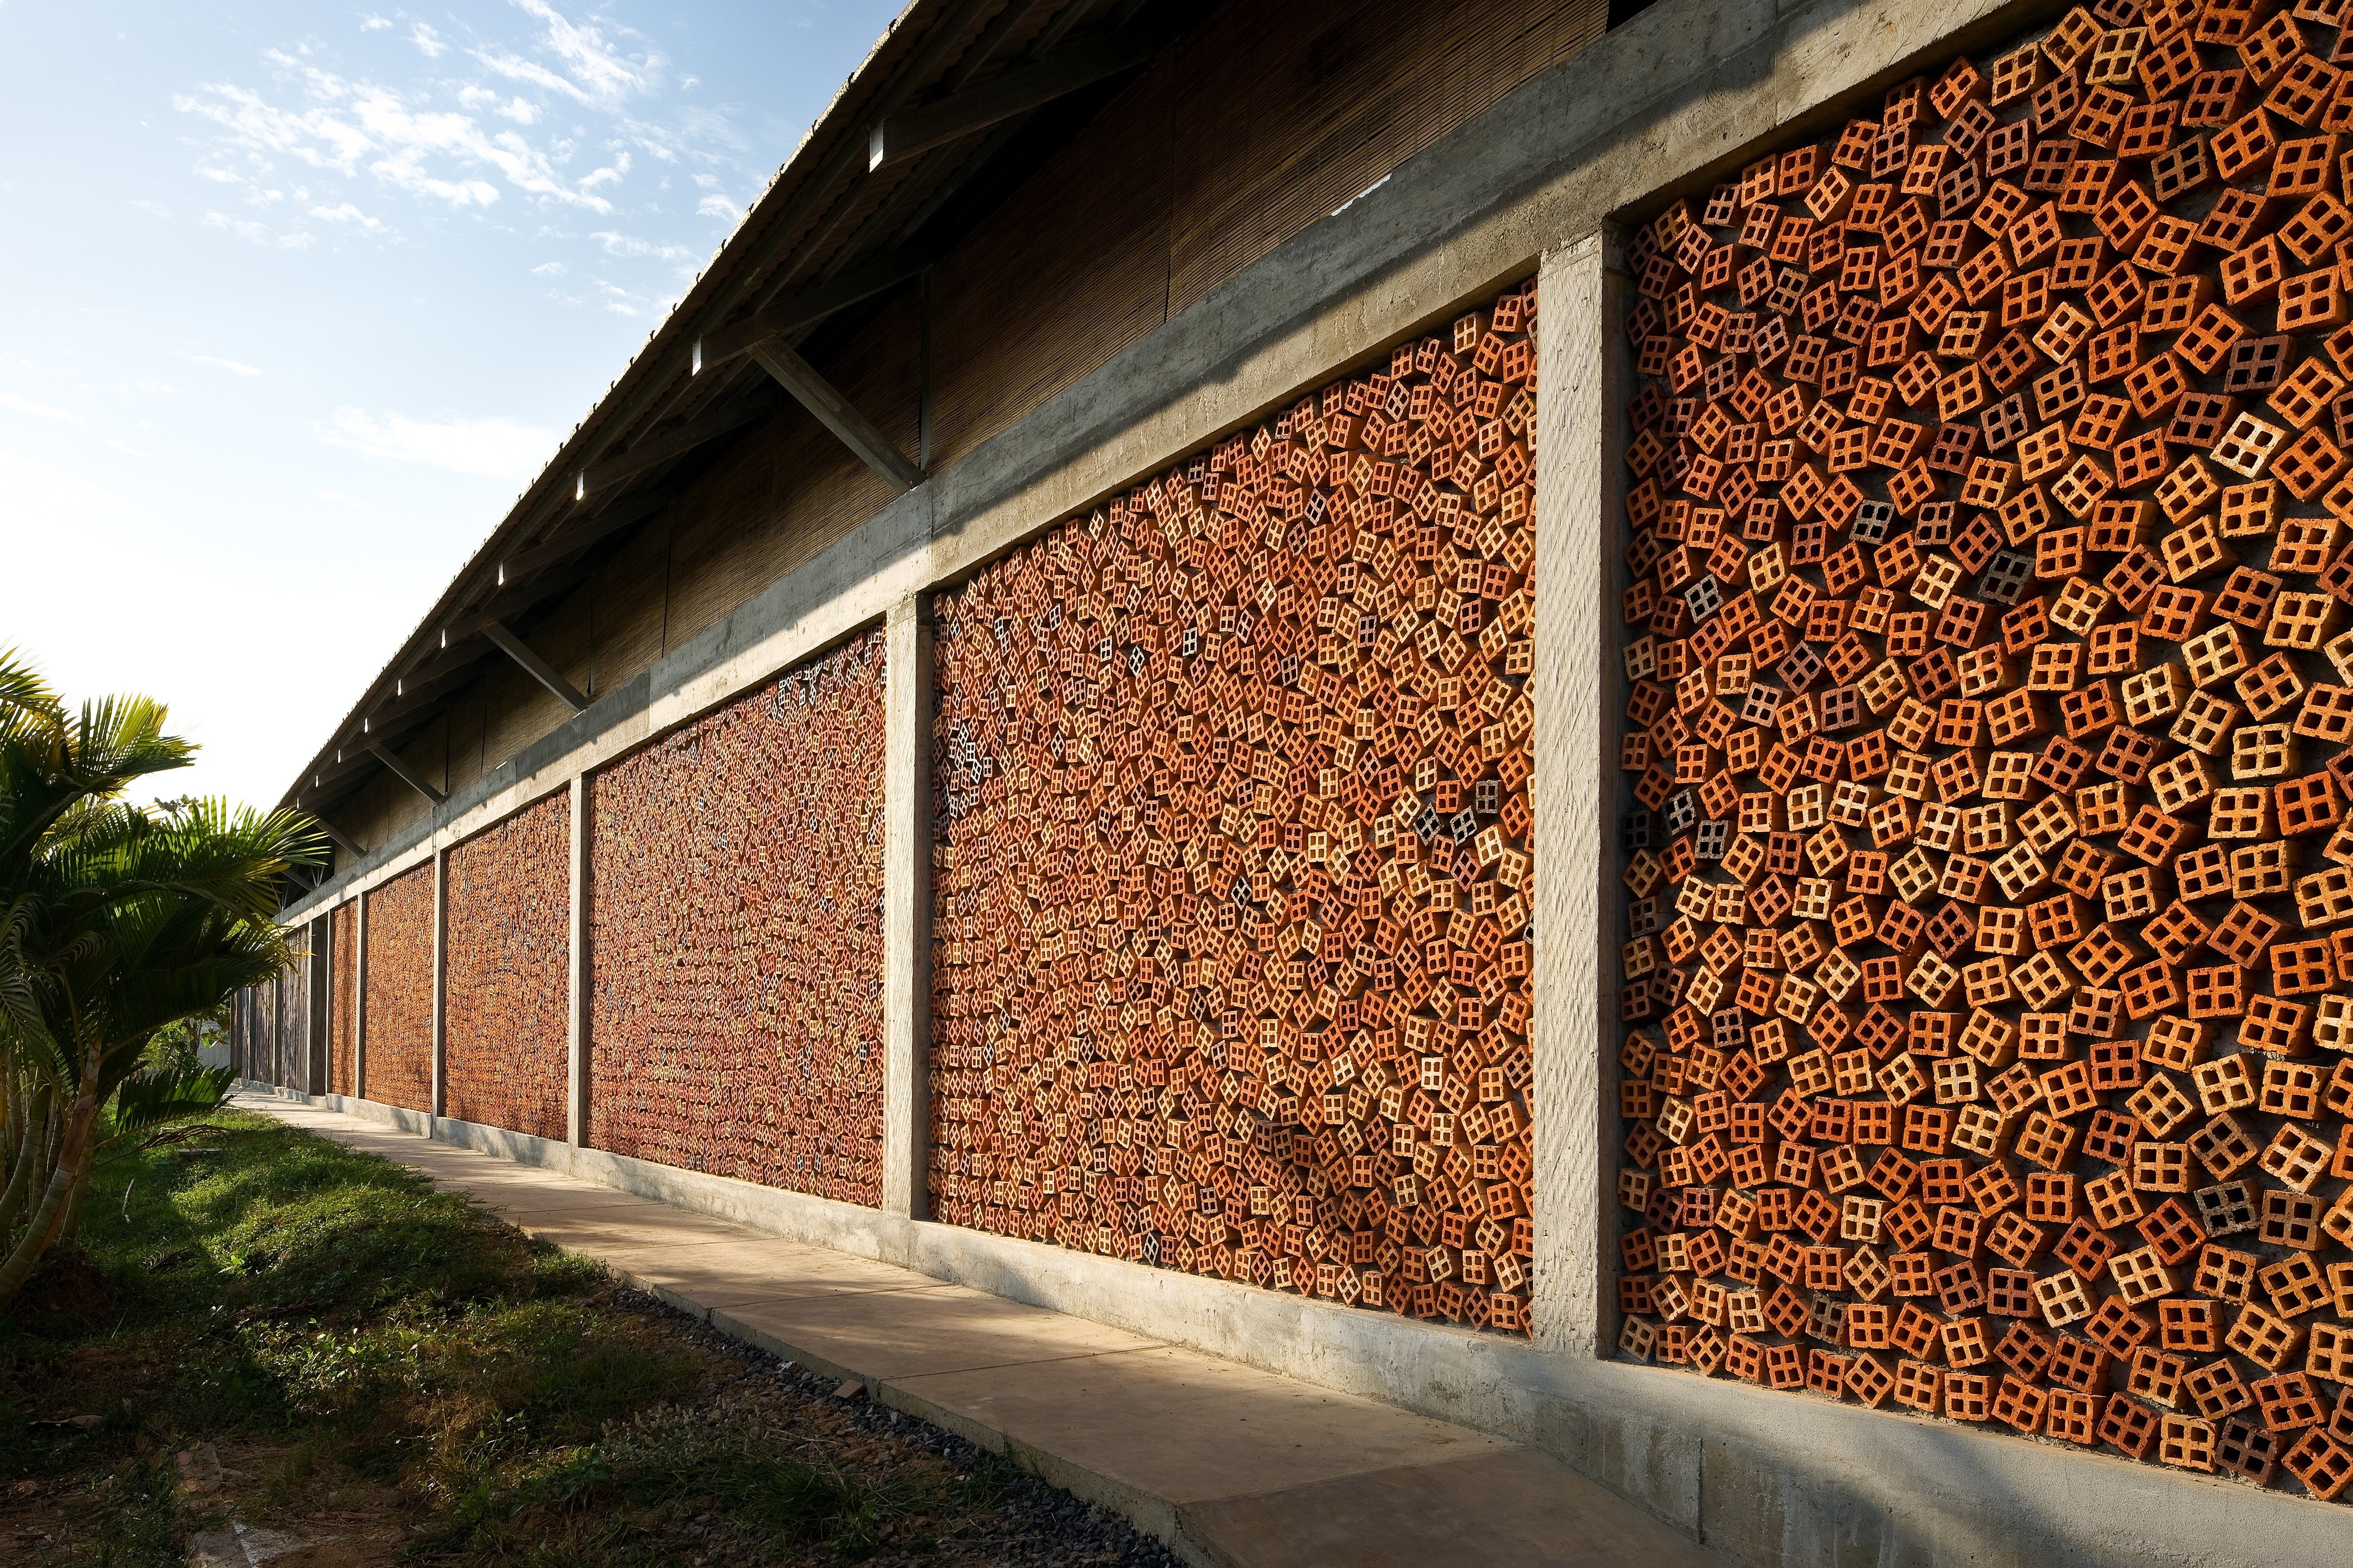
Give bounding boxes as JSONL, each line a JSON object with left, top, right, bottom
{"left": 0, "top": 649, "right": 62, "bottom": 744}
{"left": 108, "top": 1063, "right": 235, "bottom": 1136}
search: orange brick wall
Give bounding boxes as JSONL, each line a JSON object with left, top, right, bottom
{"left": 929, "top": 282, "right": 1538, "bottom": 1332}
{"left": 587, "top": 630, "right": 889, "bottom": 1205}
{"left": 330, "top": 901, "right": 357, "bottom": 1098}
{"left": 1614, "top": 5, "right": 2353, "bottom": 1497}
{"left": 363, "top": 863, "right": 436, "bottom": 1114}
{"left": 444, "top": 790, "right": 570, "bottom": 1140}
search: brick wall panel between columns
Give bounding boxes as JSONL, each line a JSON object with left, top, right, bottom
{"left": 588, "top": 629, "right": 888, "bottom": 1206}
{"left": 931, "top": 281, "right": 1538, "bottom": 1333}
{"left": 363, "top": 864, "right": 436, "bottom": 1114}
{"left": 330, "top": 901, "right": 357, "bottom": 1098}
{"left": 444, "top": 790, "right": 570, "bottom": 1140}
{"left": 1613, "top": 3, "right": 2353, "bottom": 1500}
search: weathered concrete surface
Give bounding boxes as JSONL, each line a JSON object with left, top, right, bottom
{"left": 241, "top": 1094, "right": 1722, "bottom": 1568}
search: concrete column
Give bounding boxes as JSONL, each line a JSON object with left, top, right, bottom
{"left": 568, "top": 772, "right": 592, "bottom": 1148}
{"left": 308, "top": 914, "right": 332, "bottom": 1093}
{"left": 881, "top": 596, "right": 934, "bottom": 1218}
{"left": 354, "top": 891, "right": 369, "bottom": 1099}
{"left": 1532, "top": 225, "right": 1629, "bottom": 1357}
{"left": 430, "top": 845, "right": 449, "bottom": 1119}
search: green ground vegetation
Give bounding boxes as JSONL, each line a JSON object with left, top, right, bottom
{"left": 2, "top": 1109, "right": 1018, "bottom": 1566}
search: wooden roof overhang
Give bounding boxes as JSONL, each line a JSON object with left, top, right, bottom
{"left": 282, "top": 0, "right": 1191, "bottom": 850}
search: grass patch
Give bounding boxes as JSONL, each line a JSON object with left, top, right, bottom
{"left": 430, "top": 1406, "right": 938, "bottom": 1565}
{"left": 0, "top": 1108, "right": 981, "bottom": 1566}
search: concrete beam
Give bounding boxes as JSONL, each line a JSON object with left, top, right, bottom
{"left": 481, "top": 619, "right": 590, "bottom": 713}
{"left": 751, "top": 340, "right": 924, "bottom": 493}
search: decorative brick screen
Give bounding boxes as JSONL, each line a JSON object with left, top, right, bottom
{"left": 1613, "top": 7, "right": 2353, "bottom": 1497}
{"left": 363, "top": 863, "right": 436, "bottom": 1114}
{"left": 330, "top": 901, "right": 357, "bottom": 1097}
{"left": 930, "top": 282, "right": 1538, "bottom": 1332}
{"left": 444, "top": 790, "right": 570, "bottom": 1140}
{"left": 588, "top": 630, "right": 888, "bottom": 1205}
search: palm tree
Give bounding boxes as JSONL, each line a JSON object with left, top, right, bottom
{"left": 0, "top": 649, "right": 323, "bottom": 1310}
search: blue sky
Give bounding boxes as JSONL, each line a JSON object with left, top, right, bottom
{"left": 0, "top": 0, "right": 902, "bottom": 809}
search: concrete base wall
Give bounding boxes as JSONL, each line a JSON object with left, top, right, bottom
{"left": 236, "top": 1082, "right": 2352, "bottom": 1568}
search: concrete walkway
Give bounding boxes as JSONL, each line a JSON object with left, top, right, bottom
{"left": 240, "top": 1095, "right": 1724, "bottom": 1568}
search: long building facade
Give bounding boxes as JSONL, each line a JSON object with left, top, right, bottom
{"left": 231, "top": 0, "right": 2353, "bottom": 1561}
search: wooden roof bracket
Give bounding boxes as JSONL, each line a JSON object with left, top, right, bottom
{"left": 306, "top": 816, "right": 366, "bottom": 860}
{"left": 367, "top": 742, "right": 447, "bottom": 806}
{"left": 481, "top": 620, "right": 590, "bottom": 713}
{"left": 749, "top": 340, "right": 924, "bottom": 492}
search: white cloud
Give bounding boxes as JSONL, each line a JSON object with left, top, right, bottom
{"left": 529, "top": 260, "right": 566, "bottom": 274}
{"left": 179, "top": 70, "right": 630, "bottom": 213}
{"left": 579, "top": 149, "right": 629, "bottom": 188}
{"left": 584, "top": 275, "right": 682, "bottom": 318}
{"left": 309, "top": 200, "right": 385, "bottom": 230}
{"left": 0, "top": 392, "right": 78, "bottom": 422}
{"left": 132, "top": 199, "right": 171, "bottom": 220}
{"left": 172, "top": 5, "right": 749, "bottom": 282}
{"left": 182, "top": 353, "right": 264, "bottom": 376}
{"left": 589, "top": 228, "right": 688, "bottom": 260}
{"left": 317, "top": 407, "right": 553, "bottom": 480}
{"left": 200, "top": 211, "right": 318, "bottom": 248}
{"left": 471, "top": 0, "right": 656, "bottom": 107}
